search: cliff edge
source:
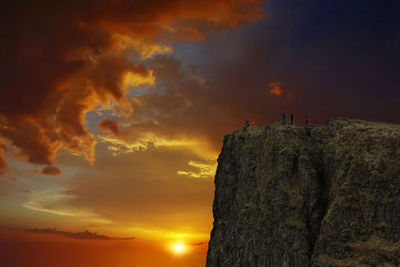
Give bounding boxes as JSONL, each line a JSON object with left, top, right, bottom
{"left": 206, "top": 118, "right": 400, "bottom": 267}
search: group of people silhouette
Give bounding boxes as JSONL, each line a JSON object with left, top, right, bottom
{"left": 243, "top": 113, "right": 311, "bottom": 131}
{"left": 281, "top": 113, "right": 310, "bottom": 125}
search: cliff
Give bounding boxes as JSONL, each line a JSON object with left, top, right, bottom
{"left": 206, "top": 118, "right": 400, "bottom": 267}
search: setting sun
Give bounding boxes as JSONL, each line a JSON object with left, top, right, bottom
{"left": 172, "top": 242, "right": 186, "bottom": 254}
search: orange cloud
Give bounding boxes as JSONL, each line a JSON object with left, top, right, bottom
{"left": 0, "top": 0, "right": 264, "bottom": 174}
{"left": 99, "top": 118, "right": 121, "bottom": 135}
{"left": 0, "top": 142, "right": 7, "bottom": 175}
{"left": 41, "top": 166, "right": 62, "bottom": 176}
{"left": 0, "top": 118, "right": 61, "bottom": 166}
{"left": 114, "top": 34, "right": 173, "bottom": 59}
{"left": 269, "top": 81, "right": 285, "bottom": 96}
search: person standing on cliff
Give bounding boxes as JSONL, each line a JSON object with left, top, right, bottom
{"left": 282, "top": 113, "right": 287, "bottom": 125}
{"left": 306, "top": 114, "right": 310, "bottom": 125}
{"left": 243, "top": 120, "right": 250, "bottom": 131}
{"left": 290, "top": 114, "right": 294, "bottom": 125}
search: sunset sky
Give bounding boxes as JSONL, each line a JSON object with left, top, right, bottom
{"left": 1, "top": 0, "right": 399, "bottom": 266}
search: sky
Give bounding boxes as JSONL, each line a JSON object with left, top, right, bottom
{"left": 0, "top": 0, "right": 399, "bottom": 266}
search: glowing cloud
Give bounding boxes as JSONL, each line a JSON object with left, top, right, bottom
{"left": 177, "top": 160, "right": 217, "bottom": 179}
{"left": 269, "top": 81, "right": 285, "bottom": 96}
{"left": 123, "top": 70, "right": 155, "bottom": 89}
{"left": 115, "top": 34, "right": 173, "bottom": 59}
{"left": 98, "top": 134, "right": 196, "bottom": 154}
{"left": 97, "top": 133, "right": 218, "bottom": 160}
{"left": 23, "top": 190, "right": 112, "bottom": 224}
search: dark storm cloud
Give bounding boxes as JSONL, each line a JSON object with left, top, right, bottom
{"left": 0, "top": 0, "right": 265, "bottom": 174}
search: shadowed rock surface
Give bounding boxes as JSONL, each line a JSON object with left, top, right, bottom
{"left": 206, "top": 118, "right": 400, "bottom": 267}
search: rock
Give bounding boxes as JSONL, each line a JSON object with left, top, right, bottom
{"left": 206, "top": 118, "right": 400, "bottom": 267}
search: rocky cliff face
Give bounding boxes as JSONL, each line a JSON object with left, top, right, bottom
{"left": 206, "top": 118, "right": 400, "bottom": 267}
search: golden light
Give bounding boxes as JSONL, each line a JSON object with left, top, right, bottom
{"left": 171, "top": 241, "right": 186, "bottom": 254}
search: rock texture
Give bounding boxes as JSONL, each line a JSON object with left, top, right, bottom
{"left": 206, "top": 118, "right": 400, "bottom": 267}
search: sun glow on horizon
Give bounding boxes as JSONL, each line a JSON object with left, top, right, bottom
{"left": 171, "top": 241, "right": 187, "bottom": 254}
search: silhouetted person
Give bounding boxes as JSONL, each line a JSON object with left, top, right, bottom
{"left": 282, "top": 113, "right": 287, "bottom": 125}
{"left": 290, "top": 114, "right": 294, "bottom": 125}
{"left": 306, "top": 114, "right": 310, "bottom": 125}
{"left": 243, "top": 120, "right": 250, "bottom": 131}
